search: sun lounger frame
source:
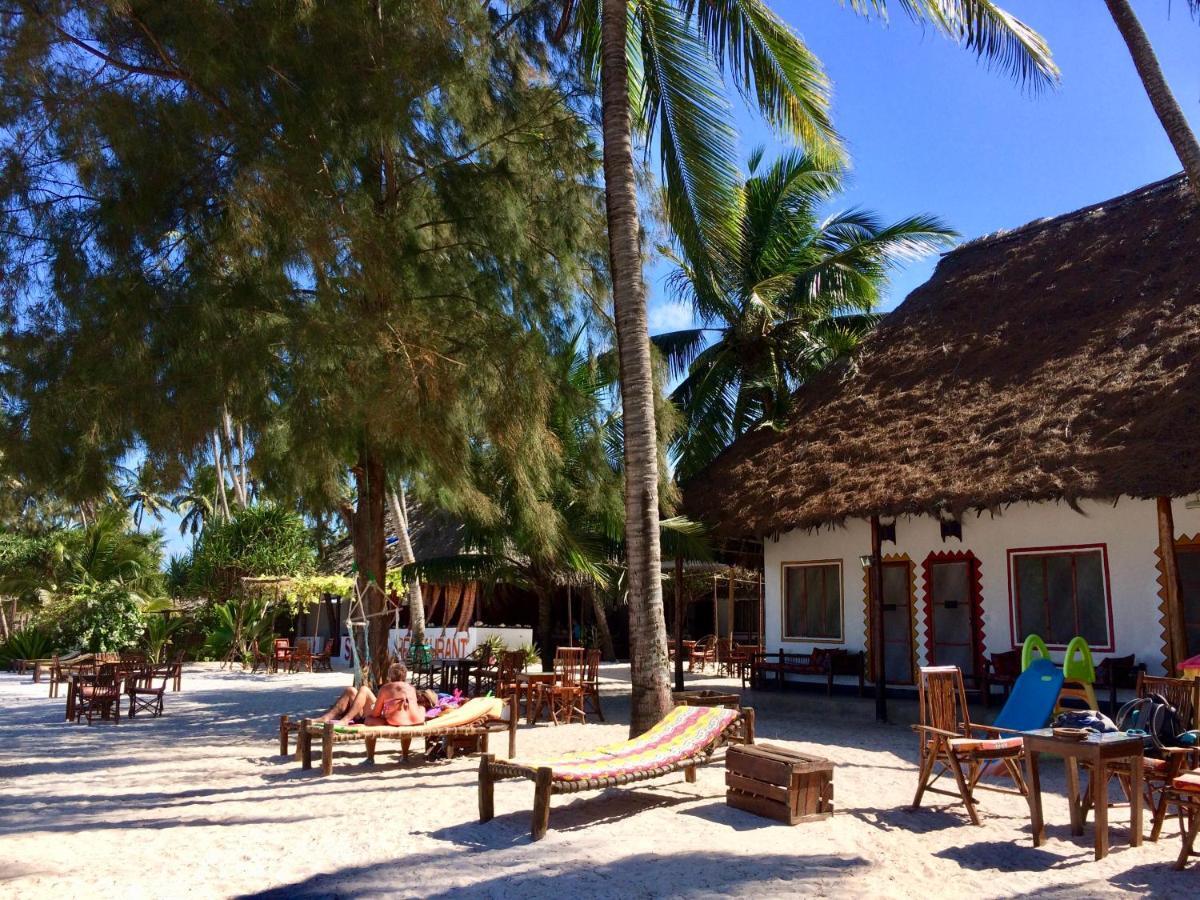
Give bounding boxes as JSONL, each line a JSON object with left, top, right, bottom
{"left": 285, "top": 695, "right": 519, "bottom": 776}
{"left": 479, "top": 705, "right": 755, "bottom": 840}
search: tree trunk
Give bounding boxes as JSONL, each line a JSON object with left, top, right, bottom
{"left": 601, "top": 0, "right": 671, "bottom": 736}
{"left": 388, "top": 487, "right": 425, "bottom": 646}
{"left": 1157, "top": 496, "right": 1187, "bottom": 675}
{"left": 350, "top": 447, "right": 390, "bottom": 684}
{"left": 537, "top": 582, "right": 555, "bottom": 670}
{"left": 588, "top": 585, "right": 617, "bottom": 661}
{"left": 212, "top": 431, "right": 231, "bottom": 522}
{"left": 223, "top": 408, "right": 247, "bottom": 508}
{"left": 1104, "top": 0, "right": 1200, "bottom": 198}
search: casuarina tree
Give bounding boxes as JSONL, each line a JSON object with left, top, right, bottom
{"left": 0, "top": 1, "right": 605, "bottom": 681}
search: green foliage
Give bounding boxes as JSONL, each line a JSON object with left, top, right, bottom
{"left": 279, "top": 574, "right": 357, "bottom": 609}
{"left": 143, "top": 614, "right": 185, "bottom": 664}
{"left": 516, "top": 643, "right": 542, "bottom": 670}
{"left": 188, "top": 505, "right": 315, "bottom": 599}
{"left": 201, "top": 596, "right": 277, "bottom": 664}
{"left": 656, "top": 150, "right": 956, "bottom": 479}
{"left": 56, "top": 580, "right": 146, "bottom": 653}
{"left": 0, "top": 625, "right": 58, "bottom": 665}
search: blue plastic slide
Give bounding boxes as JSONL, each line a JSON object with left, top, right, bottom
{"left": 992, "top": 657, "right": 1064, "bottom": 732}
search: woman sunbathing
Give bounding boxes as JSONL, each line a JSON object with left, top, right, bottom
{"left": 316, "top": 664, "right": 431, "bottom": 727}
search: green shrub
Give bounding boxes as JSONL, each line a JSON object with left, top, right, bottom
{"left": 59, "top": 581, "right": 145, "bottom": 653}
{"left": 0, "top": 625, "right": 58, "bottom": 665}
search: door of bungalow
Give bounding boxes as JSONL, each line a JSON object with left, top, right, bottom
{"left": 925, "top": 554, "right": 983, "bottom": 686}
{"left": 881, "top": 560, "right": 915, "bottom": 685}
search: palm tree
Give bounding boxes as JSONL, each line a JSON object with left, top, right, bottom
{"left": 172, "top": 466, "right": 219, "bottom": 543}
{"left": 121, "top": 461, "right": 170, "bottom": 531}
{"left": 656, "top": 149, "right": 956, "bottom": 480}
{"left": 563, "top": 0, "right": 1056, "bottom": 733}
{"left": 1103, "top": 0, "right": 1200, "bottom": 197}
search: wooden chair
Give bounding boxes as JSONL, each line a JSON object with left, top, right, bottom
{"left": 495, "top": 650, "right": 528, "bottom": 712}
{"left": 127, "top": 664, "right": 170, "bottom": 718}
{"left": 688, "top": 635, "right": 716, "bottom": 672}
{"left": 533, "top": 648, "right": 586, "bottom": 725}
{"left": 272, "top": 638, "right": 291, "bottom": 674}
{"left": 312, "top": 638, "right": 336, "bottom": 673}
{"left": 581, "top": 648, "right": 604, "bottom": 722}
{"left": 981, "top": 649, "right": 1022, "bottom": 707}
{"left": 911, "top": 665, "right": 1028, "bottom": 825}
{"left": 75, "top": 663, "right": 124, "bottom": 725}
{"left": 288, "top": 642, "right": 313, "bottom": 673}
{"left": 1161, "top": 770, "right": 1200, "bottom": 869}
{"left": 169, "top": 649, "right": 185, "bottom": 691}
{"left": 1082, "top": 673, "right": 1200, "bottom": 841}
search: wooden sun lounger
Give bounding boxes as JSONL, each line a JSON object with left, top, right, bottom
{"left": 288, "top": 695, "right": 518, "bottom": 776}
{"left": 480, "top": 703, "right": 754, "bottom": 840}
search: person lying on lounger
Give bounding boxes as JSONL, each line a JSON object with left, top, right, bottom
{"left": 316, "top": 664, "right": 432, "bottom": 727}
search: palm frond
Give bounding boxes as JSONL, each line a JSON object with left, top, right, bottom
{"left": 855, "top": 0, "right": 1058, "bottom": 88}
{"left": 681, "top": 0, "right": 842, "bottom": 159}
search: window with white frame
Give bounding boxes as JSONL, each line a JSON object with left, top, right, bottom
{"left": 1009, "top": 545, "right": 1112, "bottom": 648}
{"left": 782, "top": 561, "right": 843, "bottom": 642}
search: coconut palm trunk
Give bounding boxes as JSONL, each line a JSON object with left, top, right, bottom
{"left": 389, "top": 487, "right": 426, "bottom": 647}
{"left": 587, "top": 585, "right": 617, "bottom": 661}
{"left": 1104, "top": 0, "right": 1200, "bottom": 197}
{"left": 600, "top": 0, "right": 672, "bottom": 735}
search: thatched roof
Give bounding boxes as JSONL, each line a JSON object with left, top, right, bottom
{"left": 683, "top": 174, "right": 1200, "bottom": 538}
{"left": 322, "top": 499, "right": 467, "bottom": 576}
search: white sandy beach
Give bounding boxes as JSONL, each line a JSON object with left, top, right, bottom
{"left": 1, "top": 664, "right": 1195, "bottom": 899}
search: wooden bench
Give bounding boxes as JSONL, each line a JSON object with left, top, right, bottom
{"left": 751, "top": 649, "right": 865, "bottom": 696}
{"left": 726, "top": 743, "right": 833, "bottom": 825}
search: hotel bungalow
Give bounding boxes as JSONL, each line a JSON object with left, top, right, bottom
{"left": 684, "top": 174, "right": 1200, "bottom": 691}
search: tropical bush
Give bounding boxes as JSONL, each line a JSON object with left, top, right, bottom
{"left": 144, "top": 614, "right": 185, "bottom": 663}
{"left": 56, "top": 580, "right": 146, "bottom": 653}
{"left": 201, "top": 596, "right": 278, "bottom": 664}
{"left": 187, "top": 504, "right": 315, "bottom": 599}
{"left": 0, "top": 625, "right": 59, "bottom": 665}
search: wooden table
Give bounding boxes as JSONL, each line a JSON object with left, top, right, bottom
{"left": 1023, "top": 729, "right": 1144, "bottom": 861}
{"left": 514, "top": 672, "right": 556, "bottom": 724}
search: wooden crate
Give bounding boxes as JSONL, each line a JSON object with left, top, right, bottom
{"left": 725, "top": 743, "right": 833, "bottom": 825}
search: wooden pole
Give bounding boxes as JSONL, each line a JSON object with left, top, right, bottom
{"left": 870, "top": 516, "right": 888, "bottom": 723}
{"left": 1157, "top": 497, "right": 1188, "bottom": 674}
{"left": 712, "top": 576, "right": 718, "bottom": 639}
{"left": 757, "top": 568, "right": 764, "bottom": 649}
{"left": 727, "top": 566, "right": 735, "bottom": 643}
{"left": 567, "top": 584, "right": 574, "bottom": 647}
{"left": 674, "top": 555, "right": 685, "bottom": 692}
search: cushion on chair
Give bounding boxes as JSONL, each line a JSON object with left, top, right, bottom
{"left": 1172, "top": 772, "right": 1200, "bottom": 793}
{"left": 948, "top": 736, "right": 1024, "bottom": 755}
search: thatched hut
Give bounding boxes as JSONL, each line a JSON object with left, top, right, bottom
{"left": 683, "top": 174, "right": 1200, "bottom": 685}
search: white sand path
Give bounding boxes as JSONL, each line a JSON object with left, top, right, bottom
{"left": 0, "top": 664, "right": 1195, "bottom": 899}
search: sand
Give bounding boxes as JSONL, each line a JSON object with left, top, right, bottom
{"left": 0, "top": 663, "right": 1195, "bottom": 899}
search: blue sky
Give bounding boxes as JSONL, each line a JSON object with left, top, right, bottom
{"left": 646, "top": 0, "right": 1199, "bottom": 334}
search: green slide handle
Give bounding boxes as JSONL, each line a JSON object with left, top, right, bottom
{"left": 1021, "top": 634, "right": 1051, "bottom": 671}
{"left": 1062, "top": 636, "right": 1096, "bottom": 683}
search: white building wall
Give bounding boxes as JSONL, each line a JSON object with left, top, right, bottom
{"left": 761, "top": 497, "right": 1200, "bottom": 676}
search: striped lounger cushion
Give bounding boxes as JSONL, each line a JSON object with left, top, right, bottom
{"left": 524, "top": 705, "right": 739, "bottom": 781}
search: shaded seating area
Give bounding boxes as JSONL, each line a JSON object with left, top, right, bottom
{"left": 289, "top": 695, "right": 517, "bottom": 776}
{"left": 750, "top": 648, "right": 865, "bottom": 696}
{"left": 1082, "top": 673, "right": 1200, "bottom": 841}
{"left": 479, "top": 703, "right": 755, "bottom": 840}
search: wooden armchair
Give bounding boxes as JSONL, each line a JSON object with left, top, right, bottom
{"left": 312, "top": 638, "right": 336, "bottom": 673}
{"left": 1094, "top": 654, "right": 1146, "bottom": 715}
{"left": 495, "top": 650, "right": 528, "bottom": 711}
{"left": 271, "top": 638, "right": 291, "bottom": 674}
{"left": 533, "top": 648, "right": 586, "bottom": 725}
{"left": 911, "top": 665, "right": 1028, "bottom": 825}
{"left": 288, "top": 642, "right": 313, "bottom": 673}
{"left": 688, "top": 635, "right": 717, "bottom": 672}
{"left": 581, "top": 648, "right": 604, "bottom": 721}
{"left": 75, "top": 663, "right": 125, "bottom": 725}
{"left": 1082, "top": 672, "right": 1200, "bottom": 841}
{"left": 127, "top": 664, "right": 171, "bottom": 718}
